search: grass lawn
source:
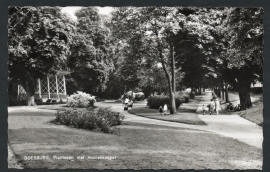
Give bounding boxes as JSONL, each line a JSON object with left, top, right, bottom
{"left": 128, "top": 107, "right": 206, "bottom": 125}
{"left": 219, "top": 92, "right": 263, "bottom": 125}
{"left": 37, "top": 104, "right": 68, "bottom": 110}
{"left": 8, "top": 109, "right": 262, "bottom": 169}
{"left": 37, "top": 104, "right": 111, "bottom": 111}
{"left": 238, "top": 101, "right": 263, "bottom": 126}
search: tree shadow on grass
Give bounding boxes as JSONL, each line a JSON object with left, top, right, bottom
{"left": 128, "top": 107, "right": 206, "bottom": 125}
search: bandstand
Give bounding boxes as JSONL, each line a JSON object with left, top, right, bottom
{"left": 17, "top": 70, "right": 70, "bottom": 103}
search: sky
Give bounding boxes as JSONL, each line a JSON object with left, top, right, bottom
{"left": 61, "top": 7, "right": 113, "bottom": 20}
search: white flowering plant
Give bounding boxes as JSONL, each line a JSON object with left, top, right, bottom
{"left": 67, "top": 91, "right": 96, "bottom": 108}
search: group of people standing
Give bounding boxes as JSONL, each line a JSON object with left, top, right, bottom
{"left": 158, "top": 91, "right": 221, "bottom": 116}
{"left": 202, "top": 92, "right": 221, "bottom": 115}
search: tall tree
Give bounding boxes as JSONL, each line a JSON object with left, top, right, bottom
{"left": 174, "top": 8, "right": 220, "bottom": 93}
{"left": 8, "top": 7, "right": 75, "bottom": 105}
{"left": 67, "top": 7, "right": 114, "bottom": 96}
{"left": 221, "top": 8, "right": 263, "bottom": 109}
{"left": 112, "top": 7, "right": 190, "bottom": 114}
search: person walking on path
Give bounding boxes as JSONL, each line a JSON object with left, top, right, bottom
{"left": 209, "top": 99, "right": 215, "bottom": 115}
{"left": 214, "top": 98, "right": 220, "bottom": 115}
{"left": 212, "top": 92, "right": 217, "bottom": 100}
{"left": 159, "top": 106, "right": 163, "bottom": 115}
{"left": 163, "top": 104, "right": 168, "bottom": 115}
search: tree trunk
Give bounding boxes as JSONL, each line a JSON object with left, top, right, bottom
{"left": 238, "top": 83, "right": 252, "bottom": 110}
{"left": 220, "top": 86, "right": 222, "bottom": 98}
{"left": 27, "top": 93, "right": 36, "bottom": 106}
{"left": 221, "top": 83, "right": 224, "bottom": 100}
{"left": 158, "top": 41, "right": 176, "bottom": 114}
{"left": 169, "top": 90, "right": 176, "bottom": 114}
{"left": 225, "top": 83, "right": 229, "bottom": 102}
{"left": 169, "top": 41, "right": 176, "bottom": 114}
{"left": 25, "top": 82, "right": 36, "bottom": 106}
{"left": 170, "top": 42, "right": 176, "bottom": 94}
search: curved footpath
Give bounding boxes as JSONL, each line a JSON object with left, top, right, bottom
{"left": 98, "top": 91, "right": 263, "bottom": 149}
{"left": 8, "top": 91, "right": 263, "bottom": 149}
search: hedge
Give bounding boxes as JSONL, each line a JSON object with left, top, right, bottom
{"left": 147, "top": 95, "right": 185, "bottom": 109}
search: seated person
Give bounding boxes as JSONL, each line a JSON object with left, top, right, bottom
{"left": 227, "top": 101, "right": 234, "bottom": 111}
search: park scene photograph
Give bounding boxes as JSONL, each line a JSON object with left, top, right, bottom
{"left": 7, "top": 6, "right": 263, "bottom": 169}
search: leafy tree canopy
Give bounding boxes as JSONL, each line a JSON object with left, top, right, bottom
{"left": 8, "top": 6, "right": 75, "bottom": 105}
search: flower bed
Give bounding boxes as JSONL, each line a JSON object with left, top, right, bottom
{"left": 52, "top": 107, "right": 125, "bottom": 133}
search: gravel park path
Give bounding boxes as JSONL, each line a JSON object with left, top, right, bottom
{"left": 97, "top": 91, "right": 263, "bottom": 149}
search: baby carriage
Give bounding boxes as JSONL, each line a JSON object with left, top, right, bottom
{"left": 123, "top": 98, "right": 129, "bottom": 110}
{"left": 124, "top": 103, "right": 128, "bottom": 110}
{"left": 208, "top": 103, "right": 215, "bottom": 115}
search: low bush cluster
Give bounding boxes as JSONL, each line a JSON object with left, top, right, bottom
{"left": 147, "top": 95, "right": 184, "bottom": 109}
{"left": 52, "top": 108, "right": 125, "bottom": 133}
{"left": 67, "top": 91, "right": 96, "bottom": 108}
{"left": 176, "top": 91, "right": 190, "bottom": 103}
{"left": 134, "top": 92, "right": 145, "bottom": 101}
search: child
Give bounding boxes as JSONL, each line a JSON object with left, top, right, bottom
{"left": 202, "top": 104, "right": 207, "bottom": 115}
{"left": 209, "top": 99, "right": 215, "bottom": 115}
{"left": 159, "top": 106, "right": 163, "bottom": 115}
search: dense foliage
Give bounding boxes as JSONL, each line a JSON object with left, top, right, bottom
{"left": 8, "top": 7, "right": 75, "bottom": 105}
{"left": 67, "top": 7, "right": 115, "bottom": 95}
{"left": 220, "top": 8, "right": 263, "bottom": 109}
{"left": 8, "top": 7, "right": 263, "bottom": 111}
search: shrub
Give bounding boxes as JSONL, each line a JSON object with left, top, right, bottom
{"left": 35, "top": 98, "right": 43, "bottom": 103}
{"left": 94, "top": 96, "right": 105, "bottom": 102}
{"left": 176, "top": 91, "right": 189, "bottom": 103}
{"left": 122, "top": 91, "right": 135, "bottom": 100}
{"left": 183, "top": 96, "right": 189, "bottom": 103}
{"left": 189, "top": 92, "right": 195, "bottom": 99}
{"left": 67, "top": 91, "right": 96, "bottom": 108}
{"left": 8, "top": 95, "right": 25, "bottom": 106}
{"left": 147, "top": 95, "right": 183, "bottom": 109}
{"left": 52, "top": 107, "right": 125, "bottom": 133}
{"left": 134, "top": 92, "right": 145, "bottom": 101}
